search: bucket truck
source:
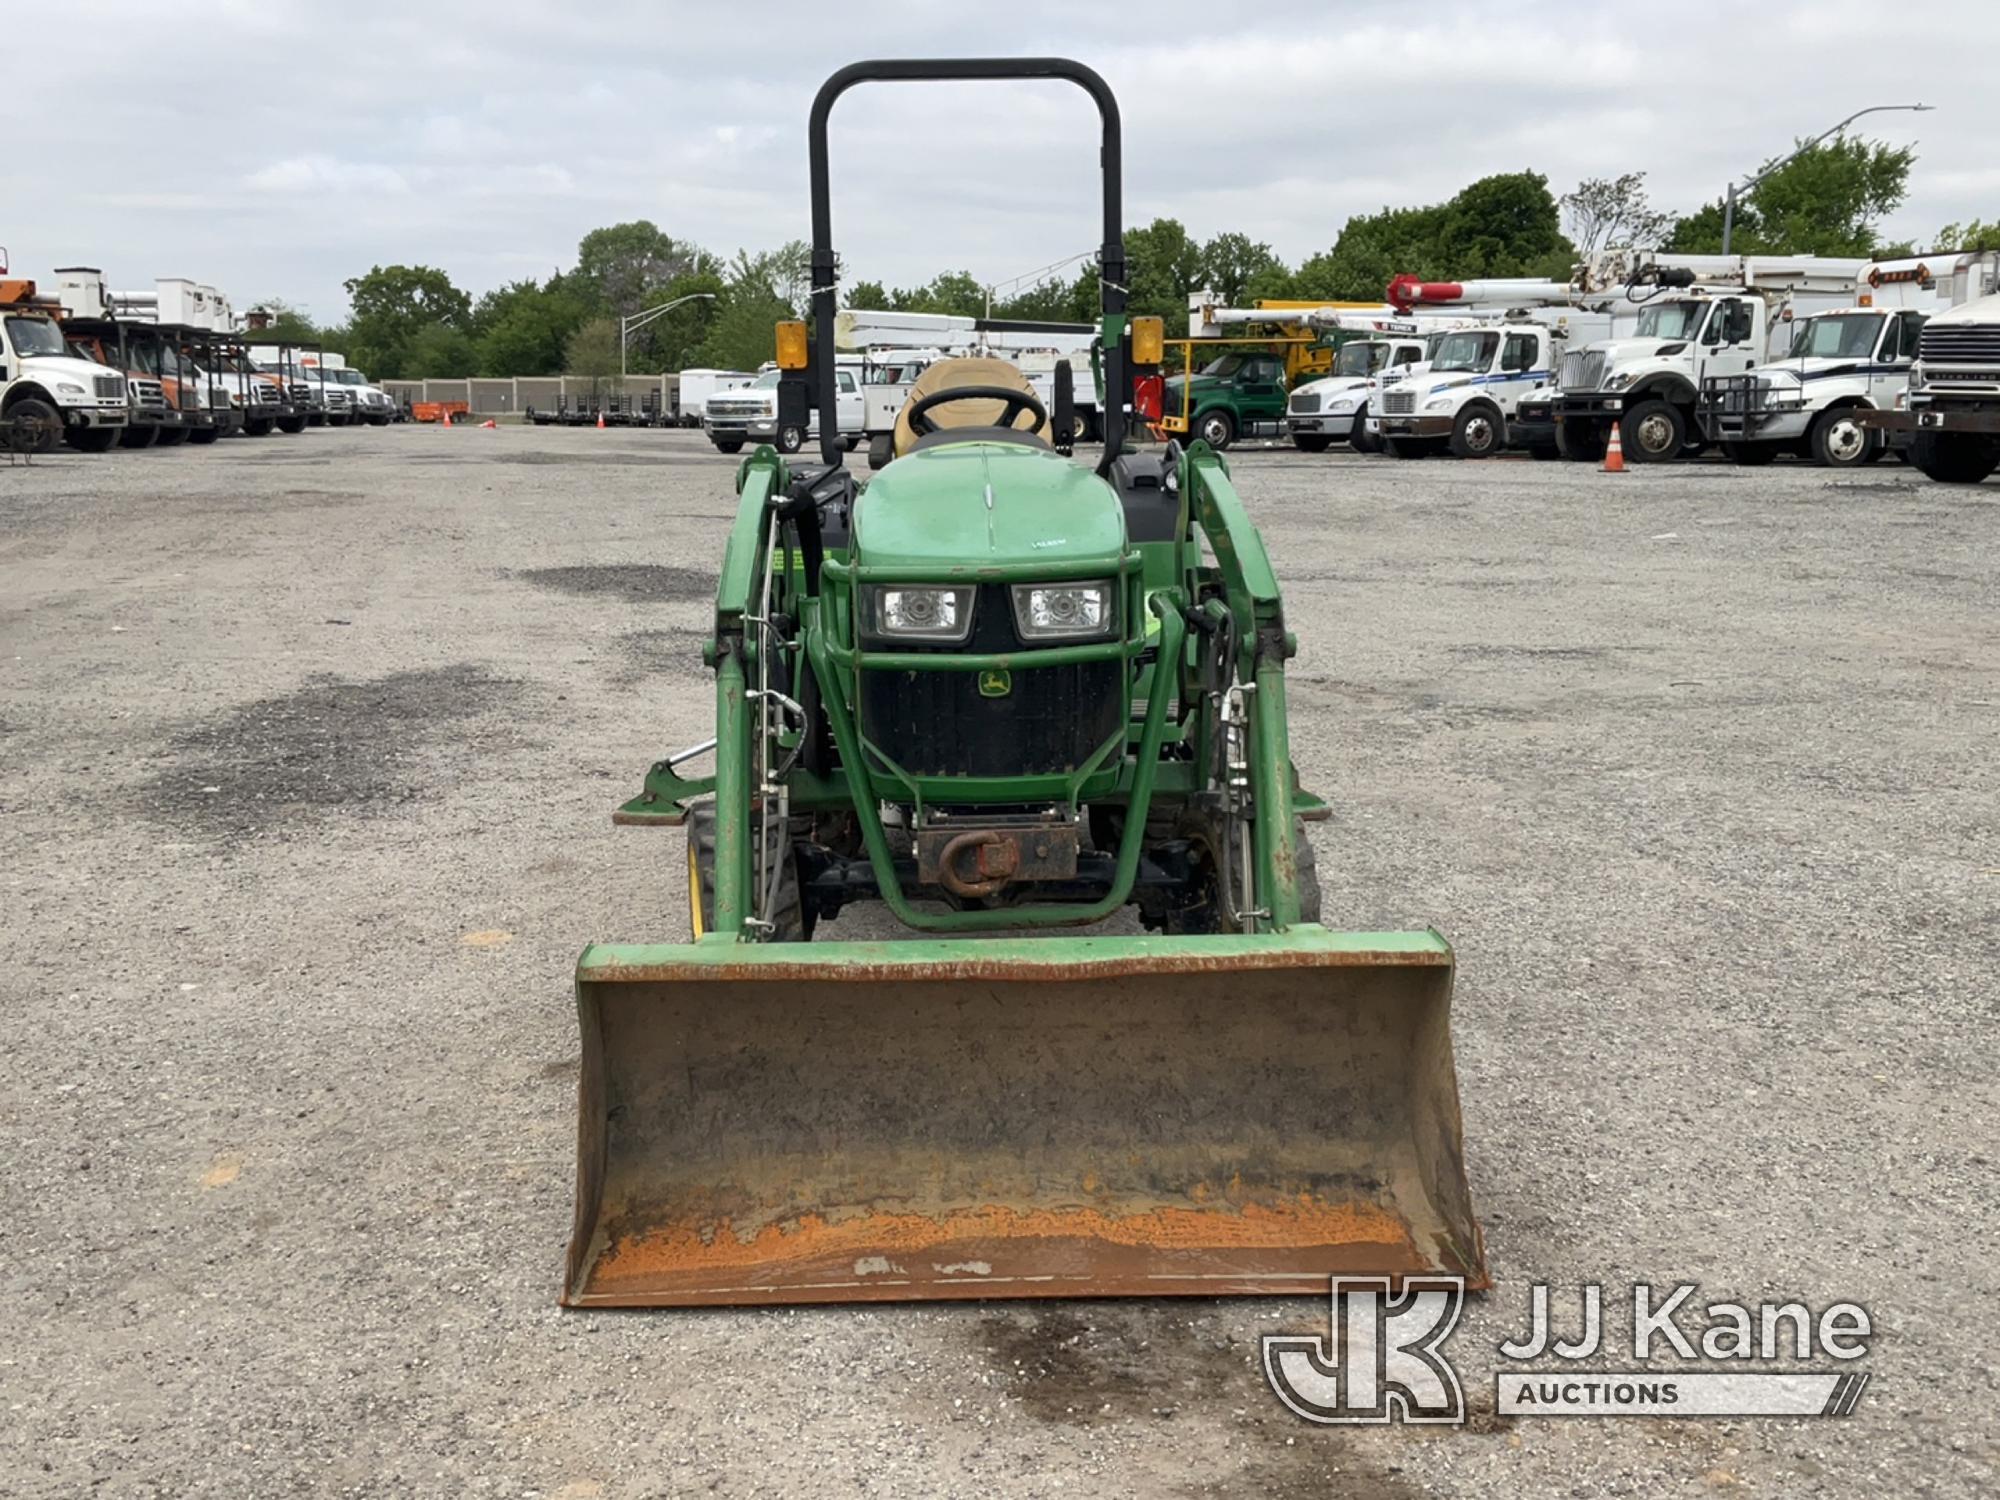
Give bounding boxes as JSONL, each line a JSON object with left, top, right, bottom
{"left": 1392, "top": 252, "right": 1871, "bottom": 463}
{"left": 1162, "top": 294, "right": 1393, "bottom": 449}
{"left": 0, "top": 264, "right": 129, "bottom": 453}
{"left": 1851, "top": 252, "right": 2000, "bottom": 481}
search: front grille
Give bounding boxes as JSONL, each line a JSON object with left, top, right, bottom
{"left": 858, "top": 582, "right": 1124, "bottom": 779}
{"left": 255, "top": 384, "right": 280, "bottom": 405}
{"left": 133, "top": 380, "right": 168, "bottom": 410}
{"left": 1560, "top": 350, "right": 1606, "bottom": 390}
{"left": 93, "top": 374, "right": 125, "bottom": 400}
{"left": 289, "top": 382, "right": 313, "bottom": 402}
{"left": 1382, "top": 391, "right": 1416, "bottom": 415}
{"left": 1918, "top": 325, "right": 2000, "bottom": 366}
{"left": 708, "top": 399, "right": 765, "bottom": 418}
{"left": 1289, "top": 392, "right": 1320, "bottom": 414}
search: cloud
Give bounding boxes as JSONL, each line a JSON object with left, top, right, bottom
{"left": 4, "top": 0, "right": 1993, "bottom": 322}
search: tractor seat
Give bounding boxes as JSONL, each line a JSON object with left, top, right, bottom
{"left": 893, "top": 356, "right": 1051, "bottom": 457}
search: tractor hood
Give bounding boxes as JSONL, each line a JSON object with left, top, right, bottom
{"left": 853, "top": 442, "right": 1125, "bottom": 572}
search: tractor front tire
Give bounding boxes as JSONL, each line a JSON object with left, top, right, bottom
{"left": 686, "top": 803, "right": 808, "bottom": 942}
{"left": 1161, "top": 816, "right": 1321, "bottom": 935}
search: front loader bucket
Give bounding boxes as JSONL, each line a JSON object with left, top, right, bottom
{"left": 564, "top": 928, "right": 1485, "bottom": 1307}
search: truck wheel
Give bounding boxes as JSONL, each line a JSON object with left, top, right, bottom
{"left": 120, "top": 424, "right": 159, "bottom": 449}
{"left": 1382, "top": 436, "right": 1428, "bottom": 460}
{"left": 1194, "top": 409, "right": 1235, "bottom": 451}
{"left": 7, "top": 398, "right": 63, "bottom": 453}
{"left": 1720, "top": 441, "right": 1780, "bottom": 466}
{"left": 867, "top": 432, "right": 894, "bottom": 469}
{"left": 1350, "top": 406, "right": 1381, "bottom": 454}
{"left": 244, "top": 417, "right": 275, "bottom": 438}
{"left": 64, "top": 425, "right": 118, "bottom": 454}
{"left": 712, "top": 439, "right": 744, "bottom": 455}
{"left": 1810, "top": 409, "right": 1875, "bottom": 467}
{"left": 1911, "top": 431, "right": 1999, "bottom": 485}
{"left": 306, "top": 412, "right": 327, "bottom": 427}
{"left": 186, "top": 426, "right": 221, "bottom": 445}
{"left": 1291, "top": 433, "right": 1331, "bottom": 453}
{"left": 1526, "top": 443, "right": 1561, "bottom": 461}
{"left": 155, "top": 426, "right": 188, "bottom": 447}
{"left": 277, "top": 415, "right": 306, "bottom": 434}
{"left": 686, "top": 803, "right": 808, "bottom": 942}
{"left": 1554, "top": 420, "right": 1605, "bottom": 462}
{"left": 1448, "top": 402, "right": 1504, "bottom": 459}
{"left": 775, "top": 425, "right": 805, "bottom": 454}
{"left": 1618, "top": 399, "right": 1685, "bottom": 462}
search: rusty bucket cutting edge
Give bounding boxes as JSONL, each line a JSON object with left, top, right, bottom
{"left": 563, "top": 928, "right": 1486, "bottom": 1308}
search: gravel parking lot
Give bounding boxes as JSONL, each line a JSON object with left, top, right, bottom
{"left": 2, "top": 424, "right": 1995, "bottom": 1497}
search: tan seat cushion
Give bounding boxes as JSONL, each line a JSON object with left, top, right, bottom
{"left": 892, "top": 355, "right": 1050, "bottom": 457}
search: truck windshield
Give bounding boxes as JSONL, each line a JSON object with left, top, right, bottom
{"left": 6, "top": 316, "right": 71, "bottom": 357}
{"left": 1198, "top": 354, "right": 1247, "bottom": 378}
{"left": 1788, "top": 314, "right": 1884, "bottom": 359}
{"left": 752, "top": 370, "right": 782, "bottom": 389}
{"left": 1332, "top": 342, "right": 1386, "bottom": 378}
{"left": 1634, "top": 301, "right": 1704, "bottom": 340}
{"left": 1430, "top": 331, "right": 1498, "bottom": 373}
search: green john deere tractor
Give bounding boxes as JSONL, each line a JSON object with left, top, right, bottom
{"left": 564, "top": 58, "right": 1485, "bottom": 1308}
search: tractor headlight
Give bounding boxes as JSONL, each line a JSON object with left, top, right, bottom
{"left": 1011, "top": 580, "right": 1116, "bottom": 641}
{"left": 863, "top": 585, "right": 974, "bottom": 644}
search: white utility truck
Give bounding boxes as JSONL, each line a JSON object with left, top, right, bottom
{"left": 676, "top": 368, "right": 756, "bottom": 428}
{"left": 1857, "top": 251, "right": 2000, "bottom": 483}
{"left": 1390, "top": 252, "right": 1869, "bottom": 462}
{"left": 703, "top": 361, "right": 865, "bottom": 454}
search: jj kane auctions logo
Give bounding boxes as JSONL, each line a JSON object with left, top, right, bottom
{"left": 1264, "top": 1279, "right": 1874, "bottom": 1425}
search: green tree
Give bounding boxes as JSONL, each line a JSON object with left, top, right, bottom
{"left": 625, "top": 270, "right": 726, "bottom": 374}
{"left": 402, "top": 321, "right": 477, "bottom": 378}
{"left": 343, "top": 264, "right": 471, "bottom": 378}
{"left": 1199, "top": 232, "right": 1281, "bottom": 305}
{"left": 1667, "top": 136, "right": 1915, "bottom": 256}
{"left": 1122, "top": 217, "right": 1208, "bottom": 325}
{"left": 1289, "top": 172, "right": 1572, "bottom": 302}
{"left": 247, "top": 297, "right": 326, "bottom": 344}
{"left": 563, "top": 317, "right": 623, "bottom": 385}
{"left": 574, "top": 221, "right": 711, "bottom": 320}
{"left": 470, "top": 276, "right": 588, "bottom": 377}
{"left": 1933, "top": 218, "right": 2000, "bottom": 251}
{"left": 848, "top": 279, "right": 891, "bottom": 309}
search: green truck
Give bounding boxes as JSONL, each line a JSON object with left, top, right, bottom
{"left": 1159, "top": 349, "right": 1291, "bottom": 450}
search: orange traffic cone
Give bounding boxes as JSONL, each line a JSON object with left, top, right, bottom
{"left": 480, "top": 419, "right": 496, "bottom": 429}
{"left": 596, "top": 411, "right": 606, "bottom": 430}
{"left": 1602, "top": 421, "right": 1625, "bottom": 472}
{"left": 441, "top": 408, "right": 452, "bottom": 428}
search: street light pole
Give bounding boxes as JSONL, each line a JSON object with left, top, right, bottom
{"left": 1720, "top": 103, "right": 1932, "bottom": 256}
{"left": 621, "top": 292, "right": 717, "bottom": 379}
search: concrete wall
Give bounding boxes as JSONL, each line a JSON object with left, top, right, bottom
{"left": 382, "top": 375, "right": 682, "bottom": 417}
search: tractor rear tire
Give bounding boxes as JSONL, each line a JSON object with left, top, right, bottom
{"left": 1810, "top": 409, "right": 1875, "bottom": 467}
{"left": 686, "top": 803, "right": 808, "bottom": 942}
{"left": 1448, "top": 402, "right": 1504, "bottom": 459}
{"left": 64, "top": 425, "right": 118, "bottom": 454}
{"left": 1194, "top": 409, "right": 1235, "bottom": 451}
{"left": 8, "top": 398, "right": 63, "bottom": 453}
{"left": 1291, "top": 434, "right": 1331, "bottom": 453}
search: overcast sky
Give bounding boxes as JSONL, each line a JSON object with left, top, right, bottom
{"left": 9, "top": 1, "right": 1995, "bottom": 321}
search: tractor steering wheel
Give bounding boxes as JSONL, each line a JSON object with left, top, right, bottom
{"left": 904, "top": 384, "right": 1048, "bottom": 437}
